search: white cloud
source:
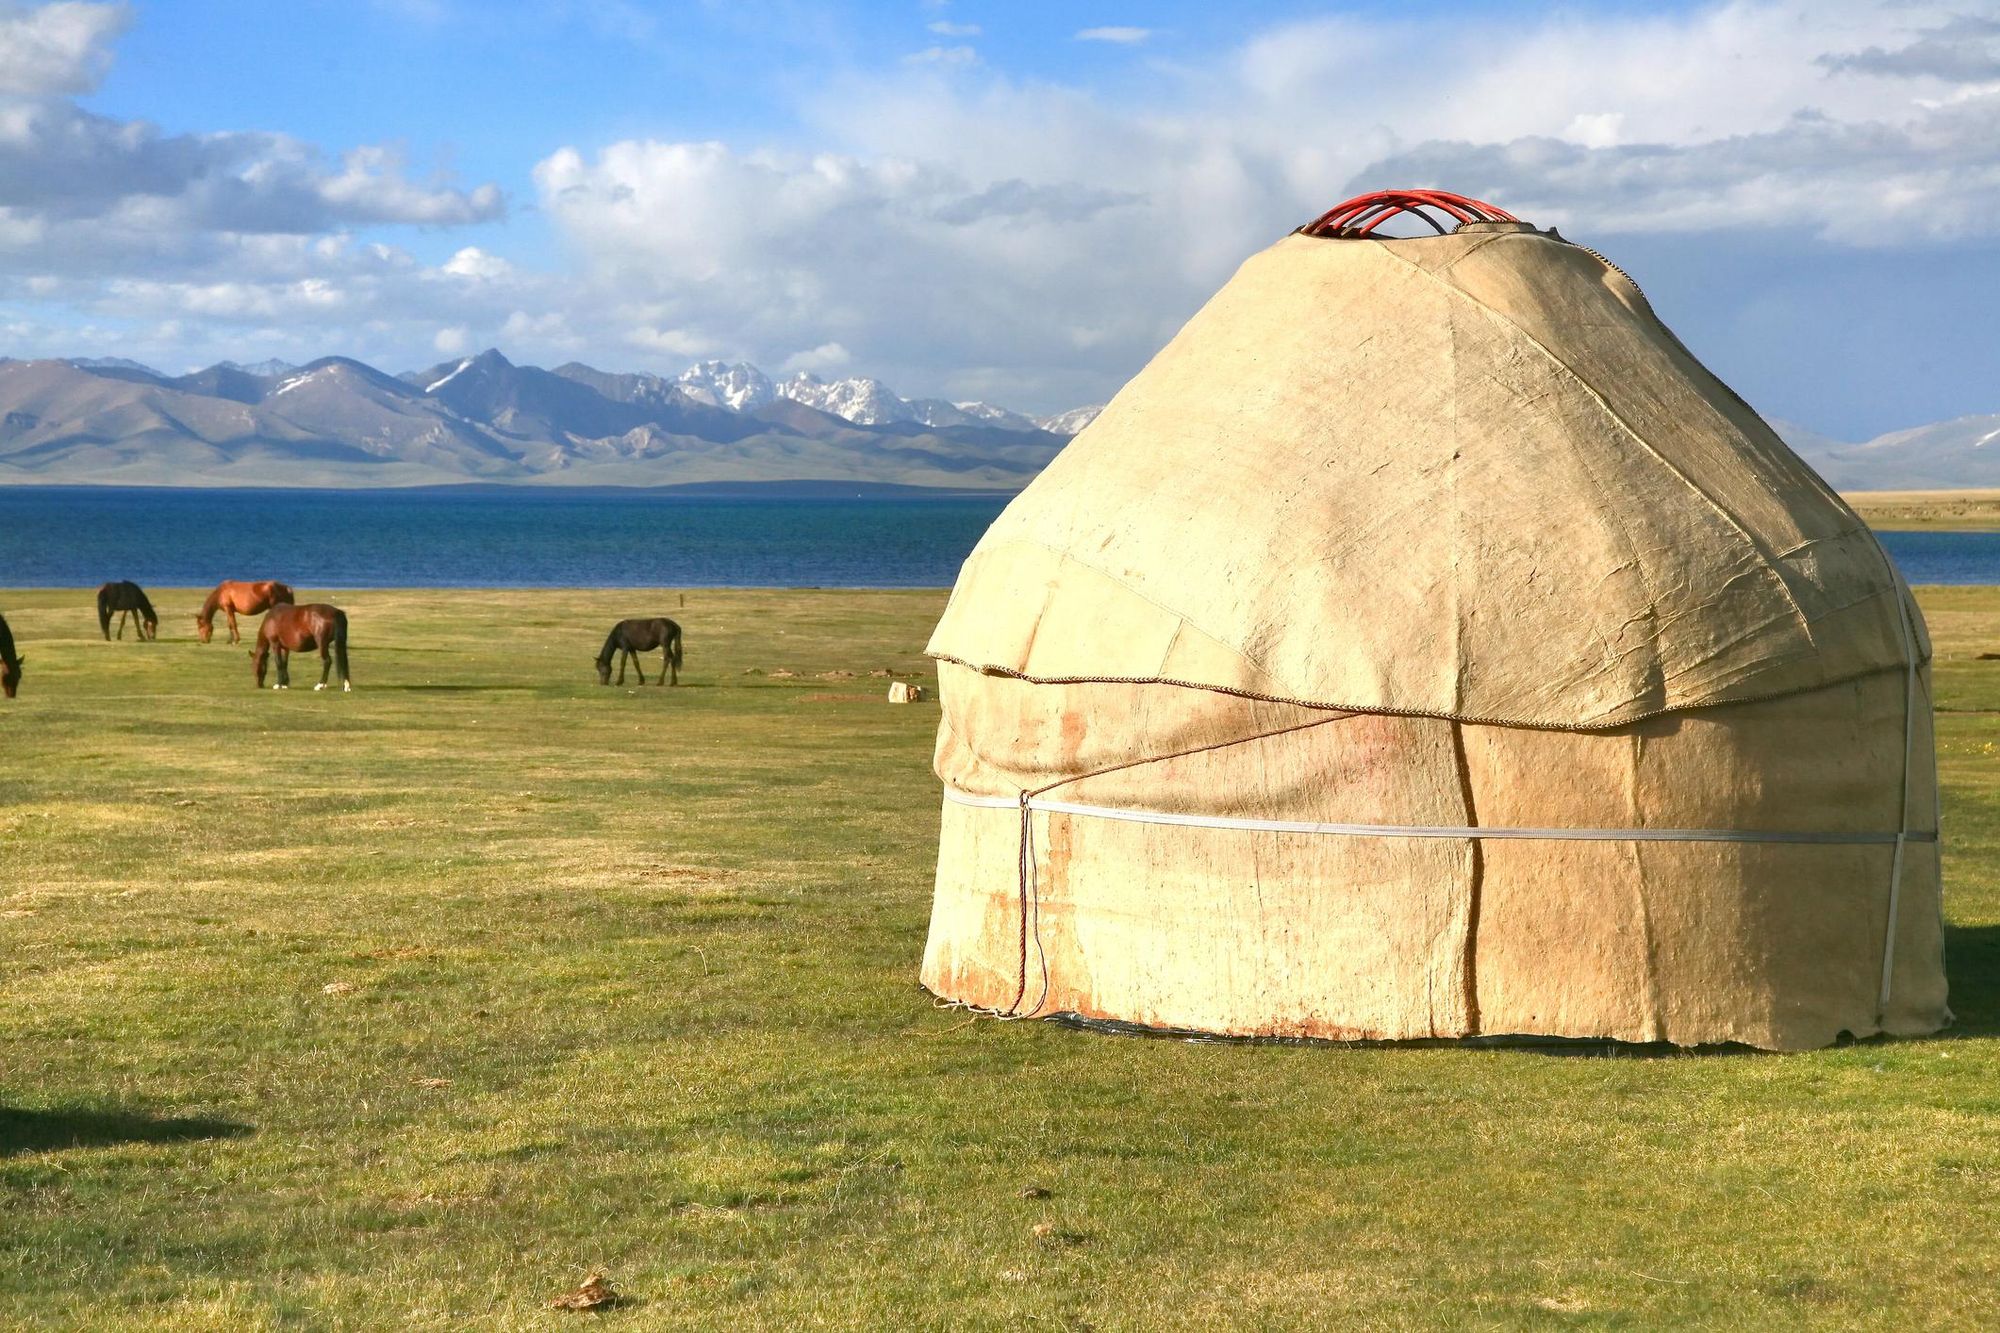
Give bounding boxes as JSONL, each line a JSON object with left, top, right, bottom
{"left": 625, "top": 325, "right": 710, "bottom": 359}
{"left": 532, "top": 135, "right": 1155, "bottom": 406}
{"left": 443, "top": 246, "right": 512, "bottom": 280}
{"left": 11, "top": 0, "right": 2000, "bottom": 423}
{"left": 927, "top": 21, "right": 979, "bottom": 38}
{"left": 433, "top": 325, "right": 469, "bottom": 355}
{"left": 501, "top": 0, "right": 2000, "bottom": 412}
{"left": 0, "top": 1, "right": 128, "bottom": 96}
{"left": 782, "top": 341, "right": 851, "bottom": 374}
{"left": 1820, "top": 15, "right": 2000, "bottom": 82}
{"left": 0, "top": 9, "right": 503, "bottom": 270}
{"left": 1562, "top": 112, "right": 1624, "bottom": 149}
{"left": 102, "top": 276, "right": 349, "bottom": 320}
{"left": 904, "top": 44, "right": 977, "bottom": 67}
{"left": 500, "top": 308, "right": 576, "bottom": 349}
{"left": 1075, "top": 27, "right": 1151, "bottom": 45}
{"left": 314, "top": 146, "right": 504, "bottom": 226}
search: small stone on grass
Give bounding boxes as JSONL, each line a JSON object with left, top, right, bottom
{"left": 549, "top": 1271, "right": 620, "bottom": 1311}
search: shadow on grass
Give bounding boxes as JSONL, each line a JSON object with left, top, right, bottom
{"left": 0, "top": 1106, "right": 252, "bottom": 1158}
{"left": 1042, "top": 1011, "right": 1761, "bottom": 1058}
{"left": 1946, "top": 923, "right": 2000, "bottom": 1036}
{"left": 374, "top": 683, "right": 717, "bottom": 691}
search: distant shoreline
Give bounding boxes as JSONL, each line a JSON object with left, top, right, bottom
{"left": 0, "top": 478, "right": 1022, "bottom": 499}
{"left": 1843, "top": 489, "right": 2000, "bottom": 531}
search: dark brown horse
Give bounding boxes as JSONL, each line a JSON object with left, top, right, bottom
{"left": 595, "top": 617, "right": 682, "bottom": 686}
{"left": 251, "top": 603, "right": 350, "bottom": 691}
{"left": 97, "top": 580, "right": 158, "bottom": 641}
{"left": 0, "top": 611, "right": 20, "bottom": 699}
{"left": 198, "top": 579, "right": 295, "bottom": 645}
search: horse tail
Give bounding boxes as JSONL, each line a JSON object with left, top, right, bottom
{"left": 668, "top": 620, "right": 683, "bottom": 672}
{"left": 332, "top": 608, "right": 350, "bottom": 681}
{"left": 97, "top": 585, "right": 112, "bottom": 639}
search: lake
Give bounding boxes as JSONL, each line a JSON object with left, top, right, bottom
{"left": 2, "top": 486, "right": 1998, "bottom": 588}
{"left": 0, "top": 486, "right": 1010, "bottom": 589}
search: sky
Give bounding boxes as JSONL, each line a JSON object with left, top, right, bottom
{"left": 1, "top": 0, "right": 1998, "bottom": 437}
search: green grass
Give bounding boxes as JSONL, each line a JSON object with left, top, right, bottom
{"left": 4, "top": 585, "right": 2000, "bottom": 1329}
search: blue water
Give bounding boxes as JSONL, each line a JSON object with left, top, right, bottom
{"left": 1871, "top": 530, "right": 2000, "bottom": 586}
{"left": 0, "top": 487, "right": 1010, "bottom": 588}
{"left": 1, "top": 487, "right": 1997, "bottom": 588}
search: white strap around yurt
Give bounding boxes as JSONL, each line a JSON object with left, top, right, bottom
{"left": 942, "top": 786, "right": 1936, "bottom": 846}
{"left": 1877, "top": 579, "right": 1923, "bottom": 1019}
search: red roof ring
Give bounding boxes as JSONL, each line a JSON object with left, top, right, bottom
{"left": 1300, "top": 189, "right": 1518, "bottom": 238}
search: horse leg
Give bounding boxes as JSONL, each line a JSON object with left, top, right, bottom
{"left": 315, "top": 642, "right": 332, "bottom": 690}
{"left": 634, "top": 649, "right": 647, "bottom": 685}
{"left": 275, "top": 647, "right": 291, "bottom": 689}
{"left": 115, "top": 609, "right": 126, "bottom": 640}
{"left": 616, "top": 650, "right": 628, "bottom": 685}
{"left": 227, "top": 607, "right": 240, "bottom": 645}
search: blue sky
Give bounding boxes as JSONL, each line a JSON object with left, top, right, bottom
{"left": 3, "top": 0, "right": 1997, "bottom": 437}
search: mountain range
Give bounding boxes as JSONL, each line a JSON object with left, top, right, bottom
{"left": 0, "top": 351, "right": 1104, "bottom": 489}
{"left": 0, "top": 348, "right": 1990, "bottom": 491}
{"left": 1770, "top": 416, "right": 2000, "bottom": 492}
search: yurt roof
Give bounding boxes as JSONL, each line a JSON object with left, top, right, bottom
{"left": 928, "top": 192, "right": 1923, "bottom": 732}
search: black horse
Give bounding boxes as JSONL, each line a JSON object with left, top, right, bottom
{"left": 97, "top": 580, "right": 158, "bottom": 641}
{"left": 595, "top": 617, "right": 682, "bottom": 686}
{"left": 0, "top": 611, "right": 21, "bottom": 698}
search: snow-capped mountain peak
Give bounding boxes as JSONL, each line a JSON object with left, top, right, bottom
{"left": 676, "top": 360, "right": 776, "bottom": 412}
{"left": 778, "top": 372, "right": 916, "bottom": 427}
{"left": 1037, "top": 404, "right": 1104, "bottom": 436}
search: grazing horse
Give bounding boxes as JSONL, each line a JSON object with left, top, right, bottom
{"left": 97, "top": 580, "right": 158, "bottom": 641}
{"left": 251, "top": 603, "right": 350, "bottom": 691}
{"left": 198, "top": 579, "right": 295, "bottom": 645}
{"left": 0, "top": 612, "right": 20, "bottom": 699}
{"left": 595, "top": 617, "right": 682, "bottom": 686}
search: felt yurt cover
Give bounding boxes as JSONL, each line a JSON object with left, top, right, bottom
{"left": 921, "top": 190, "right": 1947, "bottom": 1051}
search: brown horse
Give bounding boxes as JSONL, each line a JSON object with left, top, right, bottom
{"left": 0, "top": 611, "right": 21, "bottom": 699}
{"left": 595, "top": 617, "right": 682, "bottom": 686}
{"left": 251, "top": 603, "right": 350, "bottom": 691}
{"left": 97, "top": 580, "right": 158, "bottom": 640}
{"left": 198, "top": 579, "right": 295, "bottom": 645}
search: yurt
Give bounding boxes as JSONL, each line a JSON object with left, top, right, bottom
{"left": 921, "top": 190, "right": 1948, "bottom": 1051}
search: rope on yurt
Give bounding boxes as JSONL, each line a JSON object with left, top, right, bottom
{"left": 1876, "top": 579, "right": 1922, "bottom": 1021}
{"left": 989, "top": 712, "right": 1361, "bottom": 1018}
{"left": 954, "top": 698, "right": 1940, "bottom": 1022}
{"left": 945, "top": 788, "right": 1932, "bottom": 846}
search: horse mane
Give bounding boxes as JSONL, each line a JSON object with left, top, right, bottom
{"left": 97, "top": 583, "right": 113, "bottom": 637}
{"left": 197, "top": 585, "right": 222, "bottom": 625}
{"left": 134, "top": 586, "right": 157, "bottom": 624}
{"left": 596, "top": 626, "right": 623, "bottom": 665}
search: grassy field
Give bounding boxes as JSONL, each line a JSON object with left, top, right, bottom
{"left": 4, "top": 585, "right": 2000, "bottom": 1330}
{"left": 1844, "top": 490, "right": 2000, "bottom": 530}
